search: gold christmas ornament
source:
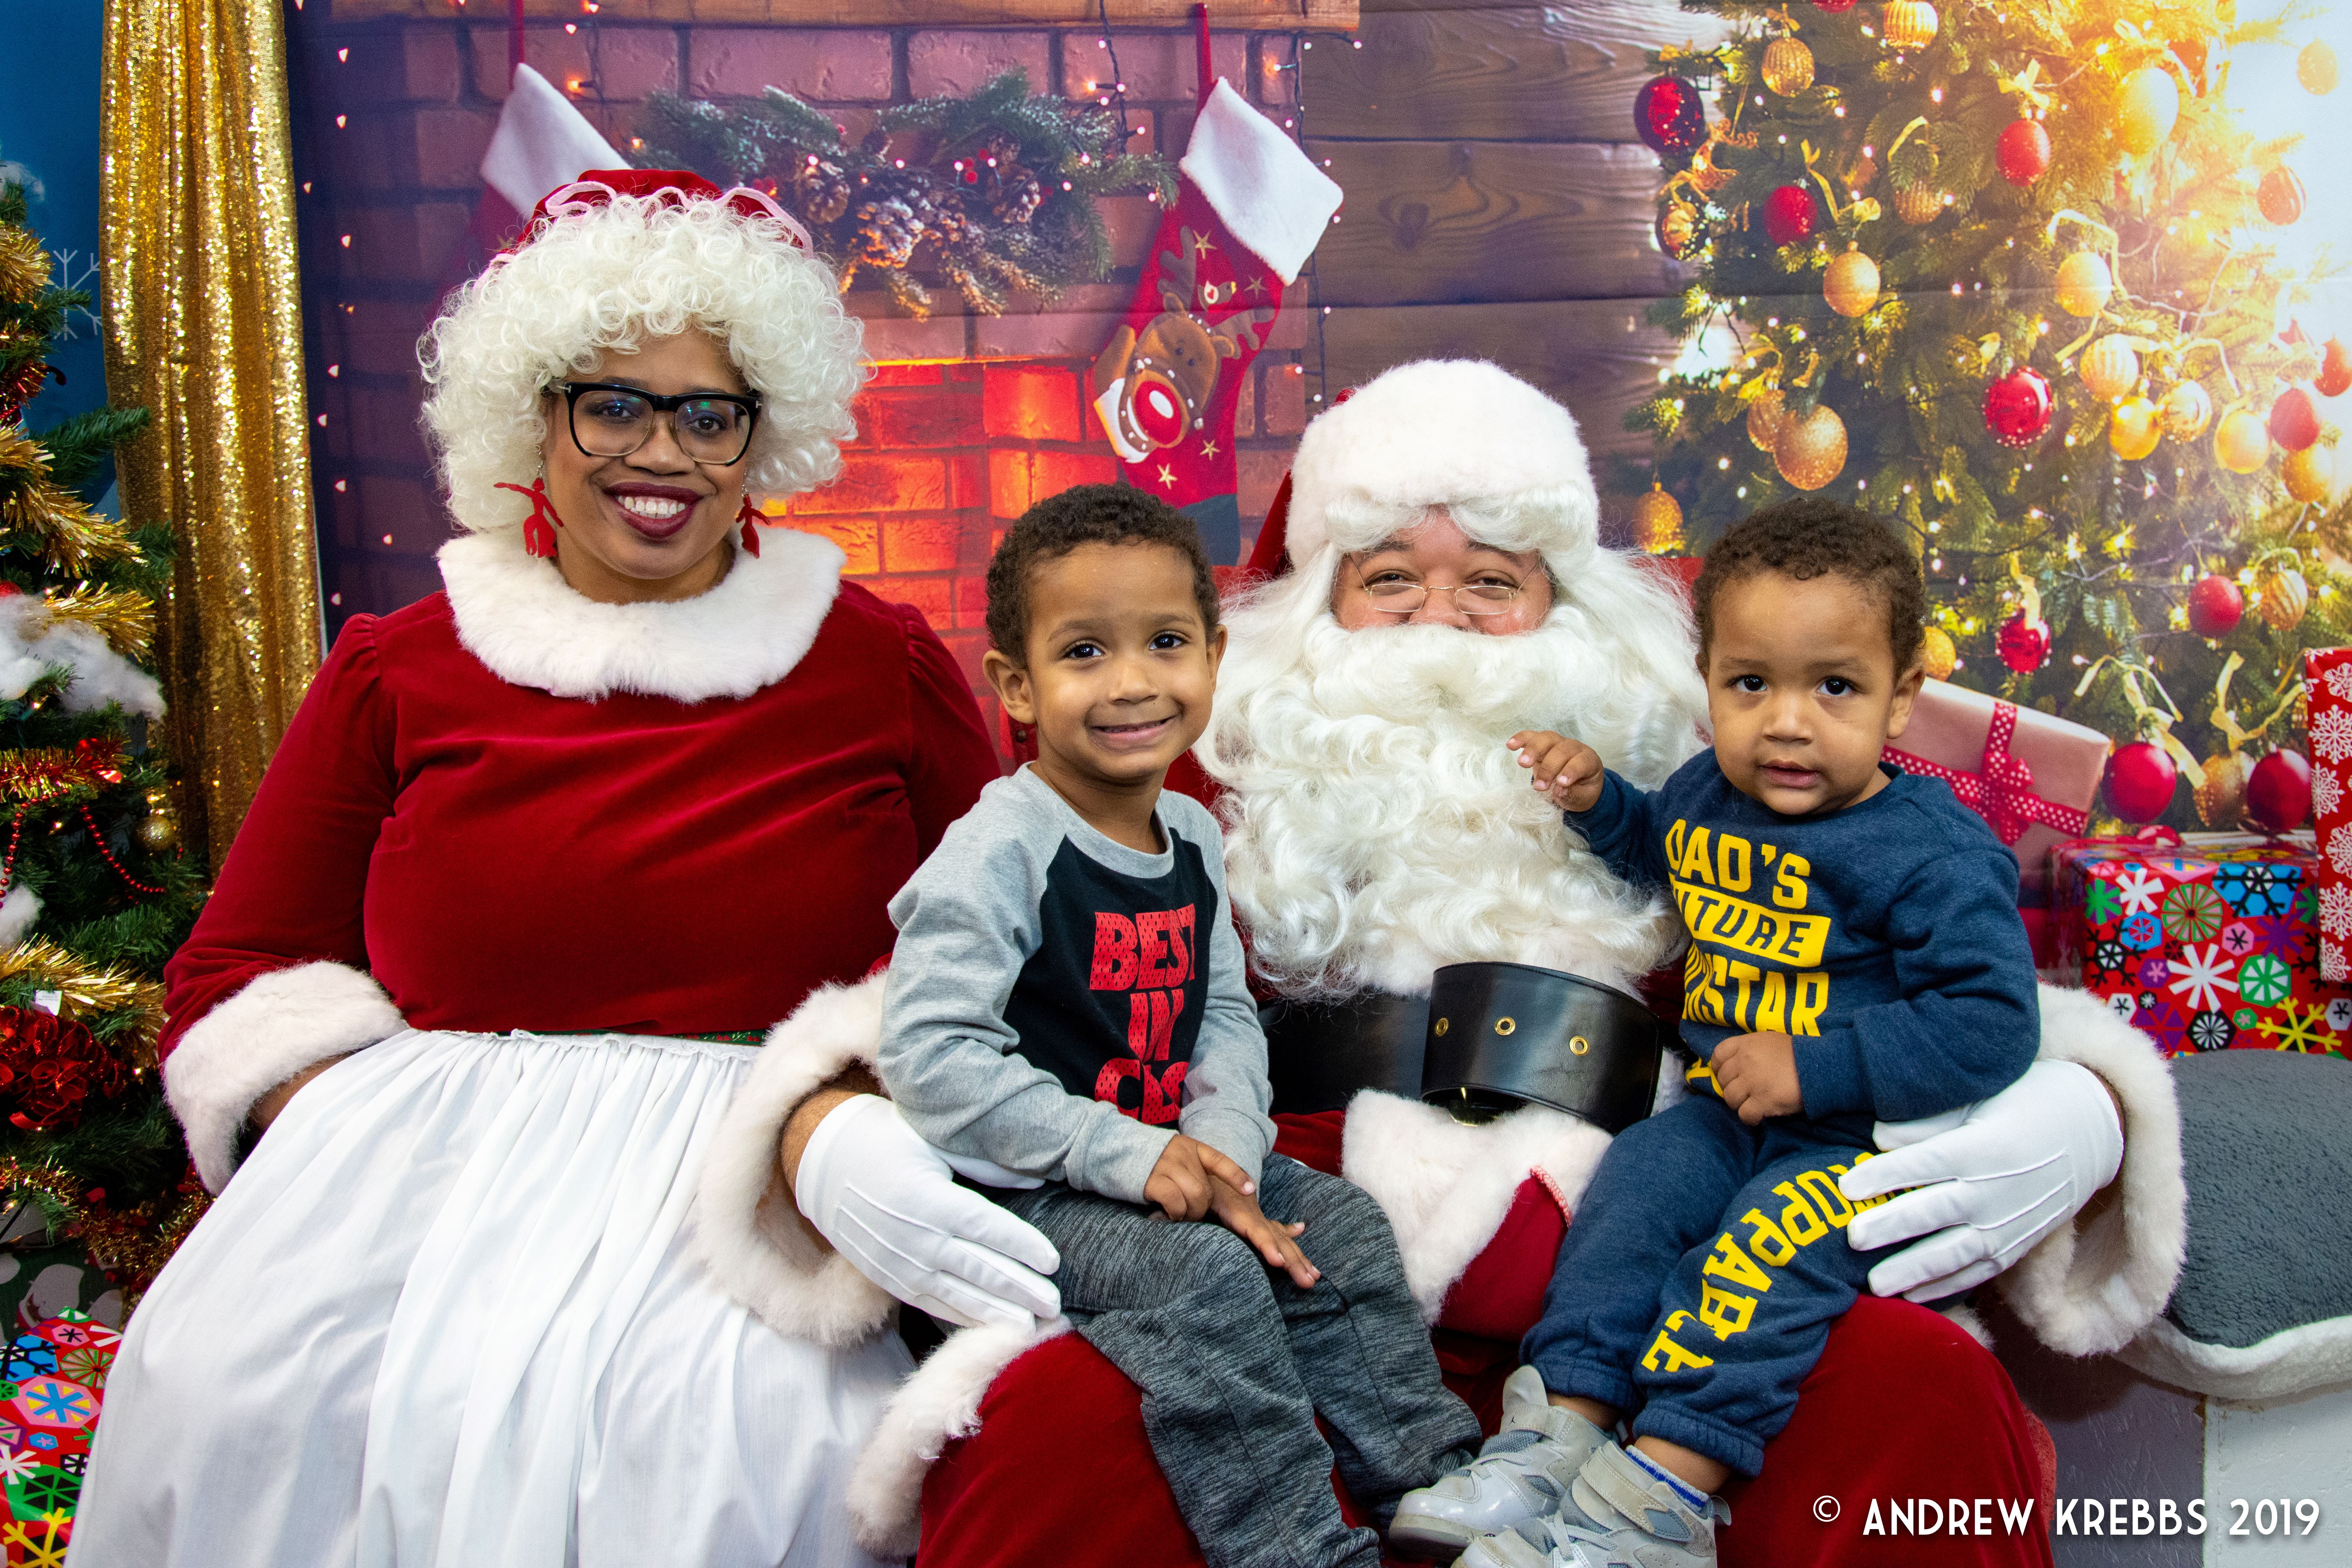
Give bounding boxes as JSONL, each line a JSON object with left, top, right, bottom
{"left": 2195, "top": 749, "right": 2250, "bottom": 828}
{"left": 2054, "top": 250, "right": 2113, "bottom": 317}
{"left": 2161, "top": 379, "right": 2213, "bottom": 440}
{"left": 2078, "top": 335, "right": 2139, "bottom": 401}
{"left": 1774, "top": 403, "right": 1848, "bottom": 491}
{"left": 2215, "top": 408, "right": 2271, "bottom": 474}
{"left": 1631, "top": 485, "right": 1686, "bottom": 553}
{"left": 1892, "top": 185, "right": 1944, "bottom": 225}
{"left": 2300, "top": 39, "right": 2338, "bottom": 95}
{"left": 135, "top": 804, "right": 180, "bottom": 854}
{"left": 2284, "top": 443, "right": 2336, "bottom": 503}
{"left": 1881, "top": 2, "right": 1940, "bottom": 52}
{"left": 1746, "top": 388, "right": 1788, "bottom": 453}
{"left": 1659, "top": 201, "right": 1699, "bottom": 256}
{"left": 1920, "top": 625, "right": 1957, "bottom": 680}
{"left": 2257, "top": 563, "right": 2311, "bottom": 631}
{"left": 2116, "top": 65, "right": 2182, "bottom": 156}
{"left": 2109, "top": 395, "right": 2162, "bottom": 460}
{"left": 1762, "top": 36, "right": 1815, "bottom": 96}
{"left": 1823, "top": 247, "right": 1881, "bottom": 317}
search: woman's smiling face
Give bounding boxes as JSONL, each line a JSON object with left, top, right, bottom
{"left": 538, "top": 330, "right": 754, "bottom": 604}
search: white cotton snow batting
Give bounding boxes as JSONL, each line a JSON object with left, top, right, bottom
{"left": 0, "top": 598, "right": 164, "bottom": 717}
{"left": 0, "top": 884, "right": 38, "bottom": 948}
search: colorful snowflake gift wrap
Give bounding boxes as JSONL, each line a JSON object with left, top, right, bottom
{"left": 2308, "top": 648, "right": 2352, "bottom": 983}
{"left": 0, "top": 1311, "right": 115, "bottom": 1565}
{"left": 1883, "top": 678, "right": 2107, "bottom": 902}
{"left": 2052, "top": 833, "right": 2352, "bottom": 1060}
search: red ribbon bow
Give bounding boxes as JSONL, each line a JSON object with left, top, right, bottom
{"left": 1884, "top": 699, "right": 2088, "bottom": 846}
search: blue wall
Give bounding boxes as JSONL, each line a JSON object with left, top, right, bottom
{"left": 0, "top": 1, "right": 108, "bottom": 439}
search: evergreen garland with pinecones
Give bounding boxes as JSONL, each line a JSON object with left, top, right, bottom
{"left": 637, "top": 69, "right": 1176, "bottom": 318}
{"left": 1627, "top": 0, "right": 2348, "bottom": 829}
{"left": 0, "top": 157, "right": 209, "bottom": 1303}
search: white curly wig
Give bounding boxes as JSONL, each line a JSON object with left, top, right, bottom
{"left": 419, "top": 188, "right": 864, "bottom": 538}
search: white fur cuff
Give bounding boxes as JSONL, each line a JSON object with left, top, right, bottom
{"left": 163, "top": 961, "right": 407, "bottom": 1194}
{"left": 847, "top": 1316, "right": 1071, "bottom": 1556}
{"left": 687, "top": 973, "right": 899, "bottom": 1347}
{"left": 1998, "top": 984, "right": 2187, "bottom": 1356}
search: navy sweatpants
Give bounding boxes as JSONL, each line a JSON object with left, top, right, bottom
{"left": 1521, "top": 1092, "right": 1895, "bottom": 1477}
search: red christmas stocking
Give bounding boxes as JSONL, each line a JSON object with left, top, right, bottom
{"left": 1091, "top": 80, "right": 1341, "bottom": 563}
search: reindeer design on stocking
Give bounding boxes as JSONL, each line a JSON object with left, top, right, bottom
{"left": 1091, "top": 224, "right": 1277, "bottom": 464}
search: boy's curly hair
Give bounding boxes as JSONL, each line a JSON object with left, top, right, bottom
{"left": 1692, "top": 497, "right": 1926, "bottom": 674}
{"left": 985, "top": 483, "right": 1220, "bottom": 663}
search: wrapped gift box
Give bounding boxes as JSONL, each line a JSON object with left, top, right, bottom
{"left": 2305, "top": 648, "right": 2352, "bottom": 982}
{"left": 1883, "top": 679, "right": 2108, "bottom": 902}
{"left": 2051, "top": 834, "right": 2351, "bottom": 1059}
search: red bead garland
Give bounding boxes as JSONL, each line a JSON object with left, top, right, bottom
{"left": 79, "top": 805, "right": 165, "bottom": 896}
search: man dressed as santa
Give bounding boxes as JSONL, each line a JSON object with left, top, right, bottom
{"left": 773, "top": 361, "right": 2186, "bottom": 1568}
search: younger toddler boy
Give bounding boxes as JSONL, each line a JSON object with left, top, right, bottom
{"left": 1392, "top": 497, "right": 2040, "bottom": 1568}
{"left": 877, "top": 484, "right": 1481, "bottom": 1568}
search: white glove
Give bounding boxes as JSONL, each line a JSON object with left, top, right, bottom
{"left": 1840, "top": 1059, "right": 2124, "bottom": 1303}
{"left": 793, "top": 1094, "right": 1061, "bottom": 1330}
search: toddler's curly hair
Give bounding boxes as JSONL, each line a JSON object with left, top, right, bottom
{"left": 1692, "top": 497, "right": 1926, "bottom": 674}
{"left": 986, "top": 484, "right": 1220, "bottom": 664}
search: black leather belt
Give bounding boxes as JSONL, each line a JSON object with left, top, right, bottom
{"left": 1260, "top": 961, "right": 1662, "bottom": 1133}
{"left": 1260, "top": 991, "right": 1429, "bottom": 1114}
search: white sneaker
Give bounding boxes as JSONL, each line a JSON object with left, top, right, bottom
{"left": 1462, "top": 1441, "right": 1732, "bottom": 1568}
{"left": 1386, "top": 1368, "right": 1611, "bottom": 1560}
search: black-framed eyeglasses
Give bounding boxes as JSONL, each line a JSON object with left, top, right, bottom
{"left": 552, "top": 381, "right": 763, "bottom": 466}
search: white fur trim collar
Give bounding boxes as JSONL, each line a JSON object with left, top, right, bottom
{"left": 437, "top": 527, "right": 845, "bottom": 702}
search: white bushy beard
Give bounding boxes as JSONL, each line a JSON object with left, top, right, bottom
{"left": 1204, "top": 602, "right": 1706, "bottom": 1001}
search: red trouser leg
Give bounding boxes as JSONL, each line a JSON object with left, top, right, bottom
{"left": 917, "top": 1297, "right": 2051, "bottom": 1568}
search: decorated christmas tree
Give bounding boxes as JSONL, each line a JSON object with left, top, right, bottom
{"left": 1628, "top": 0, "right": 2344, "bottom": 831}
{"left": 0, "top": 159, "right": 207, "bottom": 1309}
{"left": 637, "top": 68, "right": 1174, "bottom": 318}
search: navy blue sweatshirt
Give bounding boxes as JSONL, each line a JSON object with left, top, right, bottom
{"left": 1568, "top": 753, "right": 2039, "bottom": 1126}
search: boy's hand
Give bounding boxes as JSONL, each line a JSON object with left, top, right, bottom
{"left": 1144, "top": 1134, "right": 1257, "bottom": 1222}
{"left": 1712, "top": 1032, "right": 1803, "bottom": 1126}
{"left": 1508, "top": 730, "right": 1606, "bottom": 812}
{"left": 1209, "top": 1171, "right": 1320, "bottom": 1289}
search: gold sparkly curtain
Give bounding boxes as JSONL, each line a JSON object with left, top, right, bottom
{"left": 100, "top": 0, "right": 323, "bottom": 872}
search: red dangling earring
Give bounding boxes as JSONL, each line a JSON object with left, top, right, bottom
{"left": 736, "top": 495, "right": 763, "bottom": 558}
{"left": 493, "top": 477, "right": 565, "bottom": 559}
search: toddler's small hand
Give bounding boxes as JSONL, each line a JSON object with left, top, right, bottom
{"left": 1144, "top": 1134, "right": 1256, "bottom": 1222}
{"left": 1711, "top": 1031, "right": 1803, "bottom": 1126}
{"left": 1209, "top": 1172, "right": 1320, "bottom": 1288}
{"left": 1507, "top": 730, "right": 1605, "bottom": 811}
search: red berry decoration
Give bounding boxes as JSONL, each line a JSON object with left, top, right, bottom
{"left": 2320, "top": 338, "right": 2352, "bottom": 399}
{"left": 2258, "top": 166, "right": 2306, "bottom": 226}
{"left": 2187, "top": 573, "right": 2245, "bottom": 638}
{"left": 2248, "top": 749, "right": 2314, "bottom": 834}
{"left": 1996, "top": 610, "right": 2051, "bottom": 674}
{"left": 1633, "top": 76, "right": 1709, "bottom": 159}
{"left": 1982, "top": 367, "right": 2053, "bottom": 448}
{"left": 1995, "top": 119, "right": 2052, "bottom": 186}
{"left": 1761, "top": 184, "right": 1818, "bottom": 246}
{"left": 2270, "top": 385, "right": 2322, "bottom": 451}
{"left": 2104, "top": 742, "right": 2179, "bottom": 824}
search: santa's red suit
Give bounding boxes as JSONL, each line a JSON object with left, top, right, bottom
{"left": 777, "top": 363, "right": 2187, "bottom": 1568}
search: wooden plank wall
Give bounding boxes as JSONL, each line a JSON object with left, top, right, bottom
{"left": 1300, "top": 0, "right": 1733, "bottom": 508}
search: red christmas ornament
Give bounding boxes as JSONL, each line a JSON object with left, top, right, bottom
{"left": 2104, "top": 742, "right": 2179, "bottom": 824}
{"left": 2186, "top": 573, "right": 2244, "bottom": 638}
{"left": 1812, "top": 0, "right": 1860, "bottom": 10}
{"left": 1982, "top": 367, "right": 2053, "bottom": 448}
{"left": 0, "top": 1007, "right": 128, "bottom": 1134}
{"left": 2248, "top": 749, "right": 2314, "bottom": 834}
{"left": 2319, "top": 337, "right": 2352, "bottom": 399}
{"left": 1633, "top": 76, "right": 1709, "bottom": 158}
{"left": 2269, "top": 386, "right": 2322, "bottom": 451}
{"left": 1996, "top": 610, "right": 2050, "bottom": 673}
{"left": 2258, "top": 166, "right": 2306, "bottom": 226}
{"left": 1995, "top": 119, "right": 2052, "bottom": 186}
{"left": 1762, "top": 185, "right": 1818, "bottom": 245}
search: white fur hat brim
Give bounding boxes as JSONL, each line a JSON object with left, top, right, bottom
{"left": 1285, "top": 360, "right": 1600, "bottom": 571}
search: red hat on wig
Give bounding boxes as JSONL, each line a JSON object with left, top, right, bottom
{"left": 502, "top": 168, "right": 814, "bottom": 256}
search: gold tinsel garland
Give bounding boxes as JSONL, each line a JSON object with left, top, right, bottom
{"left": 0, "top": 1154, "right": 207, "bottom": 1307}
{"left": 40, "top": 585, "right": 156, "bottom": 661}
{"left": 0, "top": 740, "right": 129, "bottom": 805}
{"left": 0, "top": 425, "right": 140, "bottom": 576}
{"left": 0, "top": 938, "right": 166, "bottom": 1065}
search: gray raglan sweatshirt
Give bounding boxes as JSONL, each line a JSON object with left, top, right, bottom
{"left": 877, "top": 766, "right": 1276, "bottom": 1205}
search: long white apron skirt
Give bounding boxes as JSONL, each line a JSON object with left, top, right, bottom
{"left": 68, "top": 1029, "right": 911, "bottom": 1568}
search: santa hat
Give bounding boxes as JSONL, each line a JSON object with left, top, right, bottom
{"left": 1282, "top": 360, "right": 1599, "bottom": 573}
